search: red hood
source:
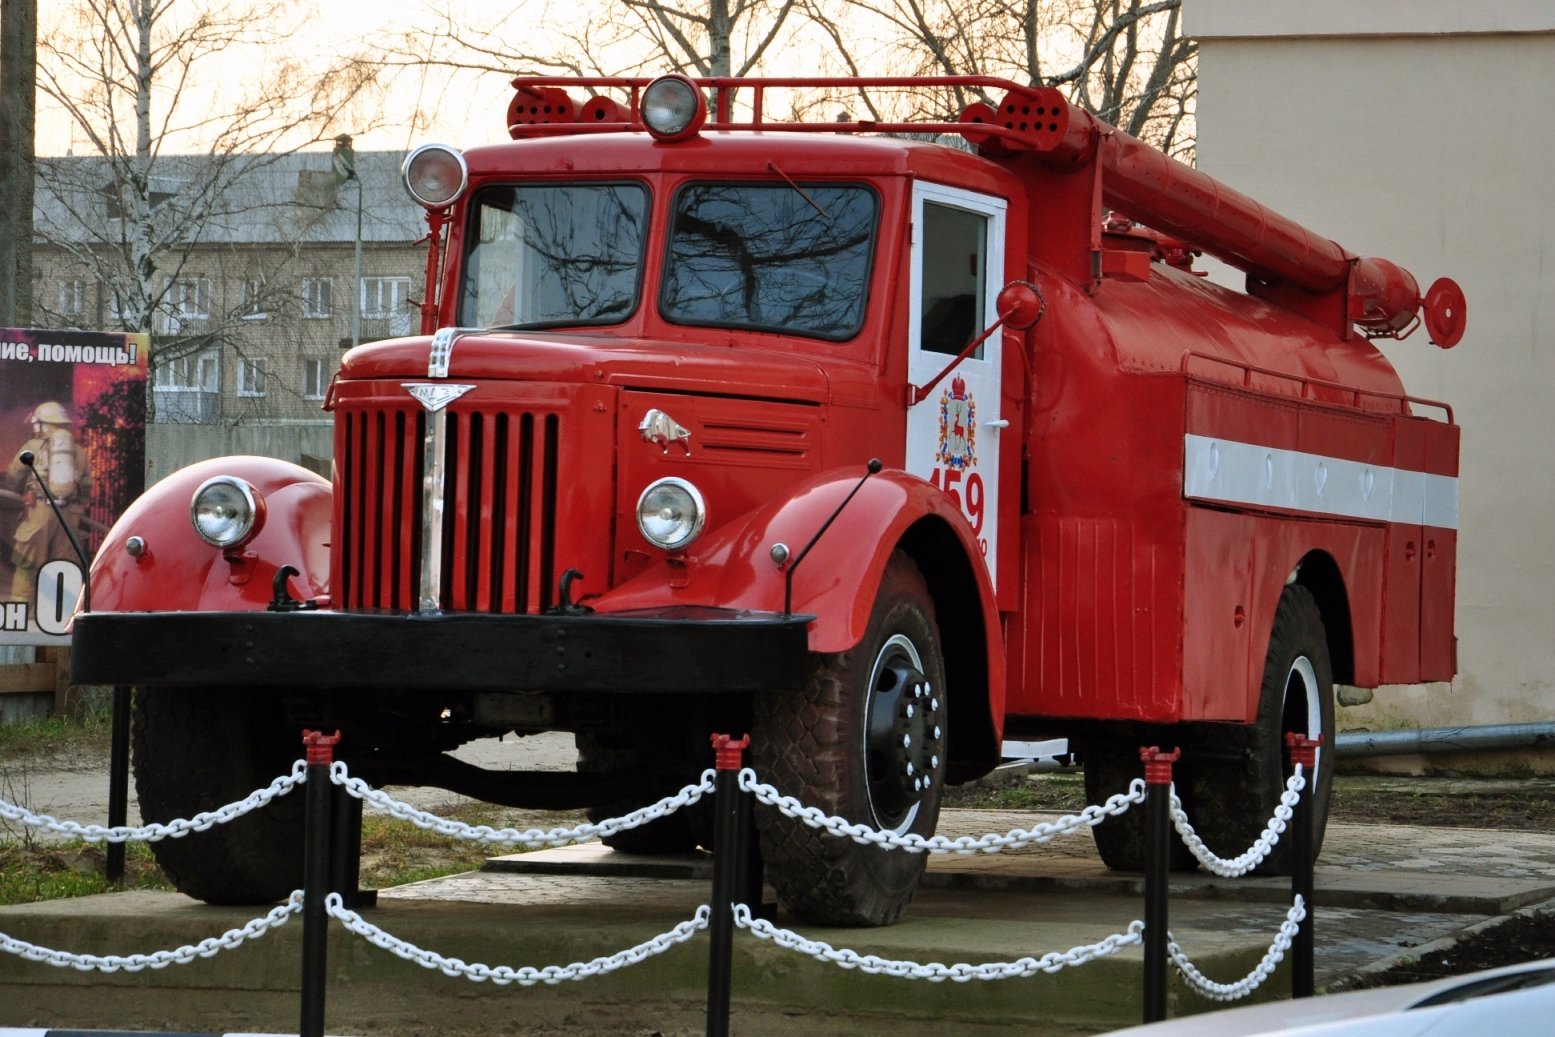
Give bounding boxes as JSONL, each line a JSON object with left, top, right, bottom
{"left": 337, "top": 331, "right": 831, "bottom": 403}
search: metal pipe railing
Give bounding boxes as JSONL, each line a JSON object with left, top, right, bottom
{"left": 1336, "top": 721, "right": 1555, "bottom": 758}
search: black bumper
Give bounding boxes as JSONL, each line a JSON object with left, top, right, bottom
{"left": 71, "top": 607, "right": 813, "bottom": 694}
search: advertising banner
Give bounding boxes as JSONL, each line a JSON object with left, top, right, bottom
{"left": 1, "top": 328, "right": 147, "bottom": 645}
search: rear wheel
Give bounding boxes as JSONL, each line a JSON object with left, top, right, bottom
{"left": 132, "top": 686, "right": 306, "bottom": 905}
{"left": 1085, "top": 742, "right": 1199, "bottom": 872}
{"left": 575, "top": 733, "right": 708, "bottom": 854}
{"left": 1186, "top": 585, "right": 1335, "bottom": 875}
{"left": 754, "top": 552, "right": 947, "bottom": 927}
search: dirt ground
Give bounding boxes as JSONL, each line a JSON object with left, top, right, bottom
{"left": 5, "top": 733, "right": 1554, "bottom": 987}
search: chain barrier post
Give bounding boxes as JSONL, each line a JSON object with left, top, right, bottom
{"left": 331, "top": 781, "right": 374, "bottom": 910}
{"left": 1141, "top": 745, "right": 1180, "bottom": 1024}
{"left": 1287, "top": 732, "right": 1322, "bottom": 999}
{"left": 300, "top": 729, "right": 341, "bottom": 1037}
{"left": 106, "top": 684, "right": 131, "bottom": 886}
{"left": 706, "top": 732, "right": 751, "bottom": 1037}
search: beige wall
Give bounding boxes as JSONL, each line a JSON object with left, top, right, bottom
{"left": 1191, "top": 1, "right": 1555, "bottom": 770}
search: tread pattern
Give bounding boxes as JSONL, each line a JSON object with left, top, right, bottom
{"left": 753, "top": 552, "right": 944, "bottom": 927}
{"left": 1085, "top": 744, "right": 1198, "bottom": 872}
{"left": 1186, "top": 584, "right": 1335, "bottom": 875}
{"left": 132, "top": 686, "right": 306, "bottom": 905}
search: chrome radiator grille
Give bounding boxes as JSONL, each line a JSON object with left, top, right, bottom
{"left": 336, "top": 405, "right": 561, "bottom": 613}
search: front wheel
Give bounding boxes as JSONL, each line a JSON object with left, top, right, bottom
{"left": 1185, "top": 584, "right": 1336, "bottom": 875}
{"left": 754, "top": 552, "right": 947, "bottom": 927}
{"left": 132, "top": 686, "right": 307, "bottom": 904}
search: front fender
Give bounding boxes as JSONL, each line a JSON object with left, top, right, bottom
{"left": 86, "top": 456, "right": 332, "bottom": 614}
{"left": 595, "top": 465, "right": 1006, "bottom": 772}
{"left": 593, "top": 466, "right": 998, "bottom": 654}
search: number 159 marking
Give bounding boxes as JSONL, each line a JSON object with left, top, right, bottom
{"left": 929, "top": 466, "right": 985, "bottom": 536}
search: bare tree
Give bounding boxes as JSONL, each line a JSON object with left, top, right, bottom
{"left": 375, "top": 0, "right": 805, "bottom": 106}
{"left": 33, "top": 0, "right": 380, "bottom": 400}
{"left": 826, "top": 0, "right": 1195, "bottom": 156}
{"left": 374, "top": 0, "right": 1191, "bottom": 158}
{"left": 611, "top": 0, "right": 800, "bottom": 77}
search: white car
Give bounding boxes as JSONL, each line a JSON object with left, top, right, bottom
{"left": 1106, "top": 959, "right": 1555, "bottom": 1036}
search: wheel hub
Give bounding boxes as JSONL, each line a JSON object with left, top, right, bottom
{"left": 865, "top": 634, "right": 945, "bottom": 830}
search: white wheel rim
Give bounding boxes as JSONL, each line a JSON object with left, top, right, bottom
{"left": 1287, "top": 655, "right": 1324, "bottom": 780}
{"left": 864, "top": 633, "right": 924, "bottom": 836}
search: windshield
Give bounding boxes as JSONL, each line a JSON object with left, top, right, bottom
{"left": 661, "top": 182, "right": 878, "bottom": 341}
{"left": 460, "top": 182, "right": 649, "bottom": 329}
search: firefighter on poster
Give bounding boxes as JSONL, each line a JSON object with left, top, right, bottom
{"left": 0, "top": 329, "right": 146, "bottom": 644}
{"left": 5, "top": 401, "right": 93, "bottom": 604}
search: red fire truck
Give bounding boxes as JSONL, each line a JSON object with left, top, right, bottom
{"left": 73, "top": 74, "right": 1464, "bottom": 927}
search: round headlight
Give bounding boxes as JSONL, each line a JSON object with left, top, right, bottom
{"left": 401, "top": 144, "right": 468, "bottom": 208}
{"left": 636, "top": 477, "right": 706, "bottom": 551}
{"left": 190, "top": 476, "right": 265, "bottom": 549}
{"left": 641, "top": 75, "right": 706, "bottom": 141}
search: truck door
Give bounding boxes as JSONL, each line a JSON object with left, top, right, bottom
{"left": 905, "top": 182, "right": 1007, "bottom": 585}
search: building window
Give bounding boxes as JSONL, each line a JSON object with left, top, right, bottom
{"left": 302, "top": 358, "right": 328, "bottom": 399}
{"left": 155, "top": 347, "right": 221, "bottom": 392}
{"left": 302, "top": 277, "right": 333, "bottom": 318}
{"left": 107, "top": 281, "right": 131, "bottom": 324}
{"left": 57, "top": 280, "right": 86, "bottom": 319}
{"left": 362, "top": 275, "right": 414, "bottom": 337}
{"left": 361, "top": 276, "right": 411, "bottom": 318}
{"left": 237, "top": 357, "right": 268, "bottom": 397}
{"left": 158, "top": 277, "right": 212, "bottom": 333}
{"left": 240, "top": 278, "right": 268, "bottom": 319}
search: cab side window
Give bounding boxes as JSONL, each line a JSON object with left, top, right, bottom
{"left": 919, "top": 202, "right": 988, "bottom": 356}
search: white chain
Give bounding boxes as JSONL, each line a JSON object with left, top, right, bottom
{"left": 325, "top": 892, "right": 709, "bottom": 984}
{"left": 0, "top": 761, "right": 308, "bottom": 844}
{"left": 329, "top": 762, "right": 715, "bottom": 847}
{"left": 740, "top": 768, "right": 1145, "bottom": 853}
{"left": 1168, "top": 894, "right": 1306, "bottom": 1001}
{"left": 733, "top": 903, "right": 1143, "bottom": 980}
{"left": 0, "top": 891, "right": 302, "bottom": 972}
{"left": 1170, "top": 766, "right": 1306, "bottom": 877}
{"left": 0, "top": 748, "right": 1312, "bottom": 1004}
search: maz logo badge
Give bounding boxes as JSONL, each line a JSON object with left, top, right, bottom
{"left": 402, "top": 383, "right": 475, "bottom": 412}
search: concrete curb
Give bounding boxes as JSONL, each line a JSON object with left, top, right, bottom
{"left": 1321, "top": 893, "right": 1555, "bottom": 994}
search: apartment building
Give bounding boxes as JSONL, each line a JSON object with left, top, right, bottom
{"left": 31, "top": 148, "right": 426, "bottom": 426}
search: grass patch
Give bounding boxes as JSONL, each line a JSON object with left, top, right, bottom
{"left": 0, "top": 702, "right": 113, "bottom": 763}
{"left": 943, "top": 771, "right": 1088, "bottom": 812}
{"left": 357, "top": 802, "right": 584, "bottom": 890}
{"left": 0, "top": 840, "right": 170, "bottom": 906}
{"left": 946, "top": 769, "right": 1555, "bottom": 832}
{"left": 1331, "top": 782, "right": 1555, "bottom": 831}
{"left": 0, "top": 803, "right": 581, "bottom": 909}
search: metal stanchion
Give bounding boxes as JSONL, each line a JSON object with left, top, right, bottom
{"left": 331, "top": 781, "right": 374, "bottom": 910}
{"left": 706, "top": 732, "right": 751, "bottom": 1037}
{"left": 106, "top": 684, "right": 131, "bottom": 886}
{"left": 1141, "top": 745, "right": 1180, "bottom": 1024}
{"left": 300, "top": 729, "right": 340, "bottom": 1037}
{"left": 1287, "top": 732, "right": 1322, "bottom": 999}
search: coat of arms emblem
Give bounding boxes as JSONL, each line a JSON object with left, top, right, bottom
{"left": 935, "top": 375, "right": 976, "bottom": 469}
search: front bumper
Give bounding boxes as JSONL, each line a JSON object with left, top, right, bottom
{"left": 71, "top": 607, "right": 813, "bottom": 694}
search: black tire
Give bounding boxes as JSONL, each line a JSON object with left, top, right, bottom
{"left": 575, "top": 733, "right": 707, "bottom": 854}
{"left": 132, "top": 686, "right": 307, "bottom": 905}
{"left": 1084, "top": 743, "right": 1199, "bottom": 872}
{"left": 753, "top": 552, "right": 947, "bottom": 927}
{"left": 1185, "top": 584, "right": 1336, "bottom": 875}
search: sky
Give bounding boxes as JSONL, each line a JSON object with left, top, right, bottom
{"left": 33, "top": 0, "right": 529, "bottom": 157}
{"left": 30, "top": 0, "right": 897, "bottom": 159}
